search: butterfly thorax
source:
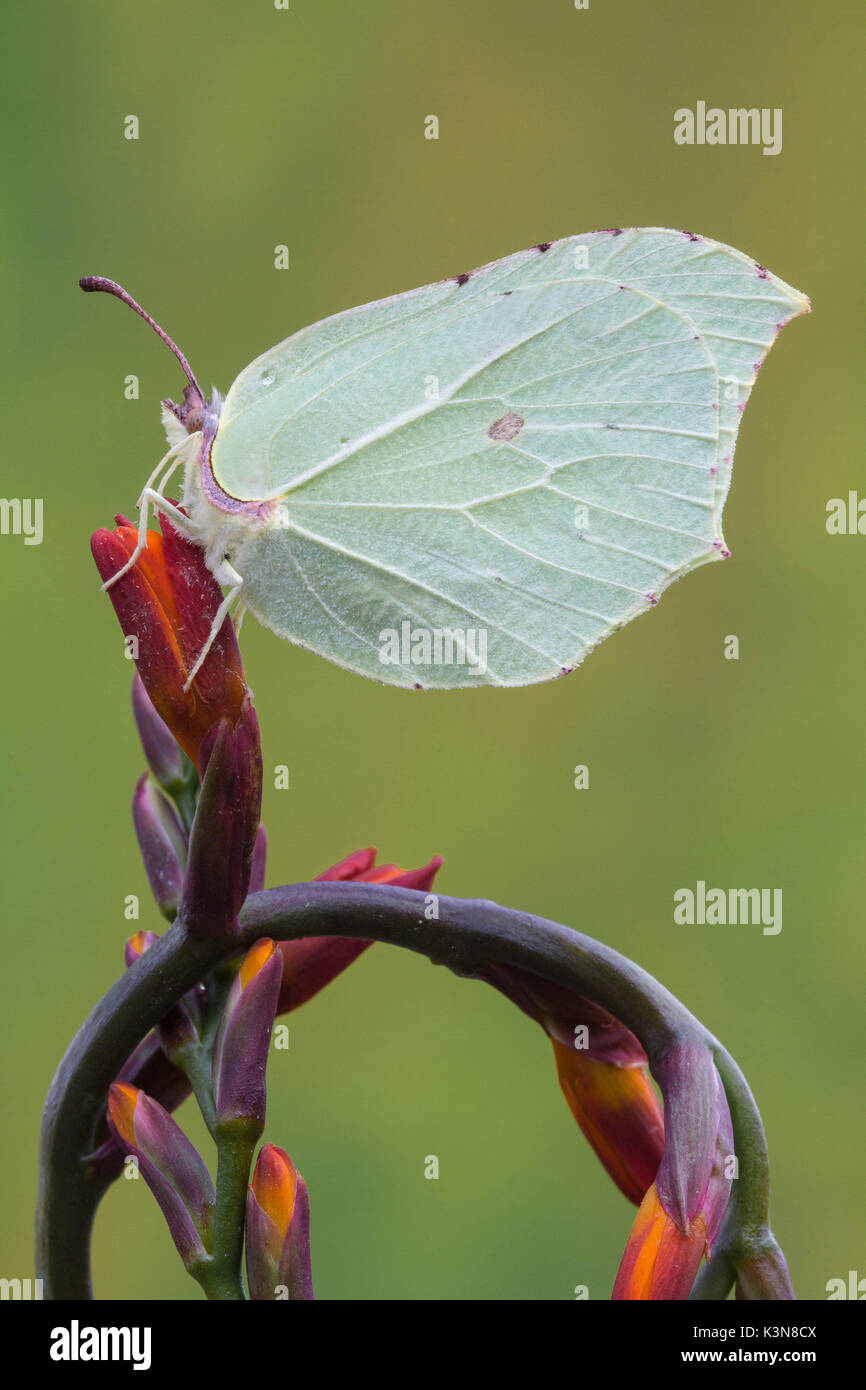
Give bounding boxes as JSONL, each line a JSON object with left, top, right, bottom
{"left": 179, "top": 443, "right": 271, "bottom": 579}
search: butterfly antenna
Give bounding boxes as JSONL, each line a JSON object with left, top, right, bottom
{"left": 79, "top": 276, "right": 204, "bottom": 402}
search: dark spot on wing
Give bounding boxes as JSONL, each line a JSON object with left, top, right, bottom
{"left": 455, "top": 272, "right": 471, "bottom": 286}
{"left": 597, "top": 227, "right": 624, "bottom": 236}
{"left": 502, "top": 290, "right": 513, "bottom": 295}
{"left": 605, "top": 422, "right": 619, "bottom": 430}
{"left": 754, "top": 263, "right": 769, "bottom": 279}
{"left": 534, "top": 241, "right": 552, "bottom": 252}
{"left": 679, "top": 230, "right": 702, "bottom": 242}
{"left": 488, "top": 411, "right": 525, "bottom": 442}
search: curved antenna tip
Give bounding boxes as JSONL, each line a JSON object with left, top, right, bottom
{"left": 77, "top": 275, "right": 203, "bottom": 400}
{"left": 79, "top": 275, "right": 119, "bottom": 293}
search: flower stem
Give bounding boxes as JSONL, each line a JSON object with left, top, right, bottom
{"left": 196, "top": 1124, "right": 257, "bottom": 1300}
{"left": 175, "top": 1042, "right": 217, "bottom": 1138}
{"left": 36, "top": 881, "right": 784, "bottom": 1300}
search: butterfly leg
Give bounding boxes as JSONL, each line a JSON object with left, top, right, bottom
{"left": 135, "top": 436, "right": 191, "bottom": 511}
{"left": 233, "top": 598, "right": 249, "bottom": 636}
{"left": 101, "top": 436, "right": 201, "bottom": 591}
{"left": 182, "top": 560, "right": 245, "bottom": 692}
{"left": 101, "top": 488, "right": 199, "bottom": 591}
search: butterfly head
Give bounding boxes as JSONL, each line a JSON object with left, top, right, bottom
{"left": 163, "top": 383, "right": 223, "bottom": 439}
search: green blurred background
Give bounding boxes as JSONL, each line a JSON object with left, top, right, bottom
{"left": 1, "top": 0, "right": 862, "bottom": 1300}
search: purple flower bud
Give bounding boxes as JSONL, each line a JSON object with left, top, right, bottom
{"left": 613, "top": 1050, "right": 734, "bottom": 1299}
{"left": 654, "top": 1041, "right": 733, "bottom": 1244}
{"left": 90, "top": 1033, "right": 191, "bottom": 1179}
{"left": 158, "top": 992, "right": 205, "bottom": 1062}
{"left": 123, "top": 930, "right": 204, "bottom": 1062}
{"left": 132, "top": 773, "right": 186, "bottom": 919}
{"left": 131, "top": 672, "right": 187, "bottom": 790}
{"left": 179, "top": 701, "right": 262, "bottom": 939}
{"left": 245, "top": 1144, "right": 314, "bottom": 1300}
{"left": 212, "top": 939, "right": 281, "bottom": 1133}
{"left": 107, "top": 1083, "right": 214, "bottom": 1271}
{"left": 124, "top": 930, "right": 160, "bottom": 968}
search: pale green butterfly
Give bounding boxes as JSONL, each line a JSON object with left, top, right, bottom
{"left": 82, "top": 228, "right": 808, "bottom": 690}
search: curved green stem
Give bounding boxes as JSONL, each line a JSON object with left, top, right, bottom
{"left": 196, "top": 1124, "right": 257, "bottom": 1300}
{"left": 175, "top": 1042, "right": 217, "bottom": 1138}
{"left": 36, "top": 881, "right": 782, "bottom": 1300}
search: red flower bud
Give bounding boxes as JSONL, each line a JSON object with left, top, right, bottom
{"left": 91, "top": 512, "right": 248, "bottom": 770}
{"left": 276, "top": 849, "right": 443, "bottom": 1014}
{"left": 178, "top": 701, "right": 263, "bottom": 938}
{"left": 481, "top": 964, "right": 664, "bottom": 1205}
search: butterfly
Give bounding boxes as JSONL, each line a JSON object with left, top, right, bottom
{"left": 82, "top": 228, "right": 808, "bottom": 689}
